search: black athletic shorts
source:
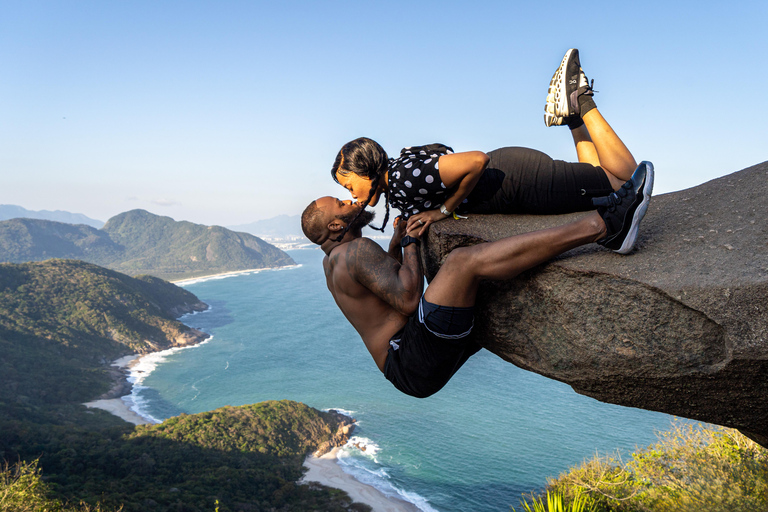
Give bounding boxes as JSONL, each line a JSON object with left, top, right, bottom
{"left": 461, "top": 146, "right": 614, "bottom": 215}
{"left": 384, "top": 296, "right": 481, "bottom": 398}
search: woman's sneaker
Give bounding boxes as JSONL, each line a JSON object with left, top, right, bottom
{"left": 544, "top": 48, "right": 579, "bottom": 126}
{"left": 544, "top": 49, "right": 595, "bottom": 127}
{"left": 592, "top": 162, "right": 655, "bottom": 254}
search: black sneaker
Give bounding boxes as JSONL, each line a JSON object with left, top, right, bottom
{"left": 593, "top": 161, "right": 654, "bottom": 254}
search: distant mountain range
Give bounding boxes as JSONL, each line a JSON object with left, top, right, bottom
{"left": 230, "top": 213, "right": 387, "bottom": 241}
{"left": 0, "top": 204, "right": 104, "bottom": 228}
{"left": 0, "top": 209, "right": 295, "bottom": 280}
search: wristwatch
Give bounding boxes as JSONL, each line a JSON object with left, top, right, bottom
{"left": 400, "top": 235, "right": 420, "bottom": 248}
{"left": 439, "top": 204, "right": 453, "bottom": 216}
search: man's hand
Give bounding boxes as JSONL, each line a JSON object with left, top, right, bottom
{"left": 388, "top": 216, "right": 408, "bottom": 262}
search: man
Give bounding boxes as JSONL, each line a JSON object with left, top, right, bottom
{"left": 302, "top": 162, "right": 654, "bottom": 398}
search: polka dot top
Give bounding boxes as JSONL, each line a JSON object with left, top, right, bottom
{"left": 387, "top": 143, "right": 454, "bottom": 219}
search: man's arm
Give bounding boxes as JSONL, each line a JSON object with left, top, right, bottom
{"left": 346, "top": 237, "right": 423, "bottom": 317}
{"left": 387, "top": 216, "right": 407, "bottom": 263}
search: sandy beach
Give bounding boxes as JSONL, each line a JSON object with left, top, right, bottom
{"left": 85, "top": 349, "right": 418, "bottom": 510}
{"left": 171, "top": 266, "right": 297, "bottom": 285}
{"left": 83, "top": 397, "right": 150, "bottom": 425}
{"left": 300, "top": 448, "right": 421, "bottom": 512}
{"left": 83, "top": 354, "right": 154, "bottom": 426}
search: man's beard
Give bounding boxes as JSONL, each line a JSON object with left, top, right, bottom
{"left": 338, "top": 208, "right": 375, "bottom": 232}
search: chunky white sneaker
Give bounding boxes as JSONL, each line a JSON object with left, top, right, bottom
{"left": 544, "top": 49, "right": 578, "bottom": 126}
{"left": 544, "top": 49, "right": 595, "bottom": 127}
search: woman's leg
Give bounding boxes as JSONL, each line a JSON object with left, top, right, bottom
{"left": 547, "top": 49, "right": 637, "bottom": 190}
{"left": 572, "top": 108, "right": 636, "bottom": 190}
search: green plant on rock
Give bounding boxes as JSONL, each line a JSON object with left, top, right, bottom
{"left": 515, "top": 489, "right": 590, "bottom": 512}
{"left": 545, "top": 421, "right": 768, "bottom": 512}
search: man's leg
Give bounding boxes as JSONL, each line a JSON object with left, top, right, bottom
{"left": 424, "top": 212, "right": 606, "bottom": 308}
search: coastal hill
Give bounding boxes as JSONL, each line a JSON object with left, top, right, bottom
{"left": 0, "top": 259, "right": 208, "bottom": 420}
{"left": 0, "top": 209, "right": 295, "bottom": 280}
{"left": 422, "top": 160, "right": 768, "bottom": 447}
{"left": 0, "top": 259, "right": 364, "bottom": 511}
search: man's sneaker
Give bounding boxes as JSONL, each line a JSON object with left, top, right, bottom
{"left": 544, "top": 49, "right": 595, "bottom": 127}
{"left": 593, "top": 161, "right": 655, "bottom": 254}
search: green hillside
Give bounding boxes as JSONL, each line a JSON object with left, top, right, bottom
{"left": 102, "top": 209, "right": 294, "bottom": 279}
{"left": 0, "top": 210, "right": 295, "bottom": 280}
{"left": 0, "top": 259, "right": 364, "bottom": 512}
{"left": 0, "top": 218, "right": 121, "bottom": 262}
{"left": 0, "top": 259, "right": 208, "bottom": 422}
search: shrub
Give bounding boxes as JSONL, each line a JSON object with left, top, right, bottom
{"left": 545, "top": 422, "right": 768, "bottom": 512}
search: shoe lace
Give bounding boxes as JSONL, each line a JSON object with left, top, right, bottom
{"left": 581, "top": 78, "right": 598, "bottom": 96}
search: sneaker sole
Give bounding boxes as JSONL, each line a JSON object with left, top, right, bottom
{"left": 544, "top": 49, "right": 575, "bottom": 127}
{"left": 615, "top": 161, "right": 654, "bottom": 254}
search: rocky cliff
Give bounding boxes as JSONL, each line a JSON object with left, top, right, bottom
{"left": 421, "top": 161, "right": 768, "bottom": 446}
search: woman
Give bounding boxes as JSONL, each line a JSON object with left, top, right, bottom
{"left": 332, "top": 49, "right": 640, "bottom": 237}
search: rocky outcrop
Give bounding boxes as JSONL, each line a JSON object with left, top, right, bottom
{"left": 312, "top": 410, "right": 357, "bottom": 456}
{"left": 421, "top": 161, "right": 768, "bottom": 446}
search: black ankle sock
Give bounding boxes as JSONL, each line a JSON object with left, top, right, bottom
{"left": 578, "top": 93, "right": 596, "bottom": 116}
{"left": 566, "top": 116, "right": 584, "bottom": 129}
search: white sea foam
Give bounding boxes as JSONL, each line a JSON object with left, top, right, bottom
{"left": 124, "top": 337, "right": 213, "bottom": 423}
{"left": 178, "top": 306, "right": 212, "bottom": 319}
{"left": 343, "top": 436, "right": 381, "bottom": 460}
{"left": 323, "top": 407, "right": 356, "bottom": 418}
{"left": 335, "top": 446, "right": 438, "bottom": 512}
{"left": 174, "top": 264, "right": 301, "bottom": 286}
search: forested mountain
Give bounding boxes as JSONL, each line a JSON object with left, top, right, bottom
{"left": 0, "top": 259, "right": 208, "bottom": 421}
{"left": 0, "top": 204, "right": 104, "bottom": 228}
{"left": 0, "top": 259, "right": 362, "bottom": 511}
{"left": 0, "top": 218, "right": 122, "bottom": 262}
{"left": 0, "top": 209, "right": 295, "bottom": 280}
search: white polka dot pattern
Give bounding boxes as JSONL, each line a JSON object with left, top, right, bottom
{"left": 387, "top": 143, "right": 454, "bottom": 218}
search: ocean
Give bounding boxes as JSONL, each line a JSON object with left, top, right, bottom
{"left": 125, "top": 247, "right": 679, "bottom": 512}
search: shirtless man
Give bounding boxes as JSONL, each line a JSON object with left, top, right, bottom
{"left": 301, "top": 162, "right": 653, "bottom": 398}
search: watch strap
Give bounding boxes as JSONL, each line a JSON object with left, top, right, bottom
{"left": 400, "top": 235, "right": 420, "bottom": 248}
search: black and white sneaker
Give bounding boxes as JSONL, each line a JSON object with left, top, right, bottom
{"left": 544, "top": 49, "right": 595, "bottom": 127}
{"left": 593, "top": 161, "right": 655, "bottom": 254}
{"left": 544, "top": 49, "right": 579, "bottom": 126}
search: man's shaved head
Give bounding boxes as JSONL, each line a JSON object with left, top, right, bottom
{"left": 301, "top": 200, "right": 327, "bottom": 244}
{"left": 301, "top": 197, "right": 375, "bottom": 246}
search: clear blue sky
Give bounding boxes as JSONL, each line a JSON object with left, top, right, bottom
{"left": 2, "top": 0, "right": 766, "bottom": 226}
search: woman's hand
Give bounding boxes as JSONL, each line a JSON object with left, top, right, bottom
{"left": 406, "top": 208, "right": 448, "bottom": 238}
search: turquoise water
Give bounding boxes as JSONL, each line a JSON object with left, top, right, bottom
{"left": 129, "top": 248, "right": 678, "bottom": 511}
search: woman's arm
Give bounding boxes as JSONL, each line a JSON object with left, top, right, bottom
{"left": 406, "top": 151, "right": 489, "bottom": 236}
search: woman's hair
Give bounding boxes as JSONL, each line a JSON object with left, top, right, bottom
{"left": 331, "top": 137, "right": 389, "bottom": 183}
{"left": 329, "top": 137, "right": 391, "bottom": 240}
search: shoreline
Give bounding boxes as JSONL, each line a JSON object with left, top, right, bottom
{"left": 300, "top": 448, "right": 421, "bottom": 512}
{"left": 83, "top": 300, "right": 422, "bottom": 512}
{"left": 83, "top": 354, "right": 154, "bottom": 426}
{"left": 85, "top": 354, "right": 424, "bottom": 511}
{"left": 171, "top": 264, "right": 300, "bottom": 285}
